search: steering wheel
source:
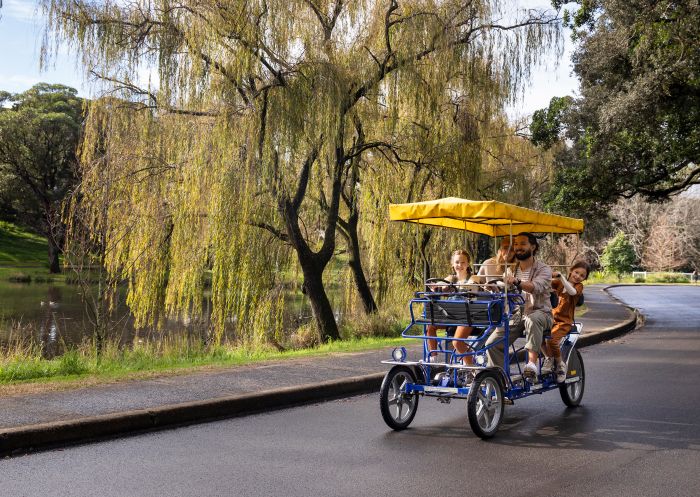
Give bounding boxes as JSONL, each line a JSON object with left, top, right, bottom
{"left": 425, "top": 278, "right": 457, "bottom": 292}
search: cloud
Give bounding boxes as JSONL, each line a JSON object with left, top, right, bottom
{"left": 0, "top": 73, "right": 44, "bottom": 92}
{"left": 3, "top": 0, "right": 39, "bottom": 23}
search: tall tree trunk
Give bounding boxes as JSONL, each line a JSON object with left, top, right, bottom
{"left": 47, "top": 235, "right": 61, "bottom": 274}
{"left": 338, "top": 215, "right": 377, "bottom": 314}
{"left": 419, "top": 230, "right": 432, "bottom": 283}
{"left": 298, "top": 254, "right": 340, "bottom": 342}
{"left": 335, "top": 116, "right": 377, "bottom": 314}
{"left": 44, "top": 204, "right": 63, "bottom": 273}
{"left": 276, "top": 150, "right": 342, "bottom": 343}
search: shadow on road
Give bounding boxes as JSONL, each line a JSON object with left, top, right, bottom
{"left": 492, "top": 406, "right": 700, "bottom": 452}
{"left": 379, "top": 404, "right": 700, "bottom": 454}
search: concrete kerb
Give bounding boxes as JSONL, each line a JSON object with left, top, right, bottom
{"left": 1, "top": 373, "right": 386, "bottom": 456}
{"left": 577, "top": 285, "right": 640, "bottom": 347}
{"left": 579, "top": 285, "right": 642, "bottom": 347}
{"left": 0, "top": 285, "right": 640, "bottom": 457}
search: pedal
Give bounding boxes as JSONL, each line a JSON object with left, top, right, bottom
{"left": 504, "top": 397, "right": 514, "bottom": 405}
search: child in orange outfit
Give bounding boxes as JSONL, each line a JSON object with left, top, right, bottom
{"left": 542, "top": 261, "right": 591, "bottom": 383}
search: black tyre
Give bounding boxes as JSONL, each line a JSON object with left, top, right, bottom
{"left": 559, "top": 348, "right": 585, "bottom": 407}
{"left": 379, "top": 366, "right": 419, "bottom": 430}
{"left": 467, "top": 370, "right": 505, "bottom": 439}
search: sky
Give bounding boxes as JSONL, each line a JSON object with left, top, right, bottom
{"left": 0, "top": 0, "right": 579, "bottom": 118}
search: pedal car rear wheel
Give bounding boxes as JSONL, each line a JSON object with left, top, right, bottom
{"left": 467, "top": 370, "right": 504, "bottom": 439}
{"left": 559, "top": 349, "right": 585, "bottom": 407}
{"left": 380, "top": 366, "right": 419, "bottom": 430}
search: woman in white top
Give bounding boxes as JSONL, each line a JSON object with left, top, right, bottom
{"left": 471, "top": 237, "right": 515, "bottom": 285}
{"left": 426, "top": 249, "right": 475, "bottom": 364}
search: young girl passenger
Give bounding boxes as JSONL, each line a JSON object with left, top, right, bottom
{"left": 425, "top": 249, "right": 474, "bottom": 364}
{"left": 542, "top": 261, "right": 591, "bottom": 383}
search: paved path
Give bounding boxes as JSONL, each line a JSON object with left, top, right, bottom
{"left": 0, "top": 285, "right": 636, "bottom": 454}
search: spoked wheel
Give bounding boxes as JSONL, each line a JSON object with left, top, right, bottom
{"left": 380, "top": 366, "right": 419, "bottom": 430}
{"left": 559, "top": 348, "right": 585, "bottom": 407}
{"left": 467, "top": 370, "right": 505, "bottom": 439}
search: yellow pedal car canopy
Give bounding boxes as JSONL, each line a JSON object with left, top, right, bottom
{"left": 389, "top": 197, "right": 584, "bottom": 236}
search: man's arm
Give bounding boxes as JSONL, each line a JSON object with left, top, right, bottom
{"left": 519, "top": 262, "right": 552, "bottom": 295}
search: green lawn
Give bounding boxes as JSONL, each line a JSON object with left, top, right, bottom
{"left": 0, "top": 221, "right": 48, "bottom": 265}
{"left": 0, "top": 335, "right": 414, "bottom": 386}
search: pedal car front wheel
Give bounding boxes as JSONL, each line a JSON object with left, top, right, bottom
{"left": 467, "top": 370, "right": 504, "bottom": 439}
{"left": 559, "top": 348, "right": 585, "bottom": 407}
{"left": 380, "top": 366, "right": 419, "bottom": 430}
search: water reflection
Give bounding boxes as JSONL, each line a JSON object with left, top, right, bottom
{"left": 0, "top": 280, "right": 323, "bottom": 356}
{"left": 38, "top": 286, "right": 62, "bottom": 359}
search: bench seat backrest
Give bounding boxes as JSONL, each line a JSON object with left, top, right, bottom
{"left": 416, "top": 299, "right": 503, "bottom": 326}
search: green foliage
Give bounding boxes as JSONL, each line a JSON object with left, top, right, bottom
{"left": 542, "top": 1, "right": 700, "bottom": 217}
{"left": 637, "top": 273, "right": 692, "bottom": 284}
{"left": 586, "top": 270, "right": 635, "bottom": 284}
{"left": 58, "top": 349, "right": 89, "bottom": 375}
{"left": 601, "top": 232, "right": 636, "bottom": 278}
{"left": 0, "top": 83, "right": 83, "bottom": 272}
{"left": 648, "top": 273, "right": 690, "bottom": 284}
{"left": 42, "top": 0, "right": 563, "bottom": 343}
{"left": 530, "top": 96, "right": 573, "bottom": 149}
{"left": 551, "top": 0, "right": 601, "bottom": 35}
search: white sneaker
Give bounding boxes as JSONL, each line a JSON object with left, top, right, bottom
{"left": 556, "top": 361, "right": 567, "bottom": 383}
{"left": 541, "top": 357, "right": 555, "bottom": 374}
{"left": 523, "top": 362, "right": 538, "bottom": 383}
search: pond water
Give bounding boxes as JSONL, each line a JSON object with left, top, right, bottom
{"left": 0, "top": 280, "right": 322, "bottom": 358}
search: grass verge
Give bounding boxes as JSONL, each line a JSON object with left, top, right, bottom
{"left": 0, "top": 334, "right": 413, "bottom": 391}
{"left": 587, "top": 271, "right": 694, "bottom": 285}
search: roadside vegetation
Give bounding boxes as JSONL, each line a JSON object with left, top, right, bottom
{"left": 586, "top": 272, "right": 696, "bottom": 285}
{"left": 0, "top": 333, "right": 412, "bottom": 386}
{"left": 0, "top": 305, "right": 409, "bottom": 386}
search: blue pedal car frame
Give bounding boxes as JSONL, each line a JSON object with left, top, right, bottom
{"left": 379, "top": 198, "right": 586, "bottom": 439}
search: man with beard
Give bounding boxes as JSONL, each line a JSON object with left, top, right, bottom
{"left": 484, "top": 232, "right": 553, "bottom": 382}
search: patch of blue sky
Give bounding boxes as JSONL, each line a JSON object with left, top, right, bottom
{"left": 1, "top": 0, "right": 86, "bottom": 95}
{"left": 0, "top": 0, "right": 579, "bottom": 117}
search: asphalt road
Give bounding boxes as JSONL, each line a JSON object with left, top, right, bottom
{"left": 2, "top": 286, "right": 699, "bottom": 497}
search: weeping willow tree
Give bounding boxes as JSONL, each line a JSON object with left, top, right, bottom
{"left": 351, "top": 100, "right": 556, "bottom": 314}
{"left": 42, "top": 0, "right": 561, "bottom": 343}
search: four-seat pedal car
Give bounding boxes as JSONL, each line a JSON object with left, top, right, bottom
{"left": 379, "top": 198, "right": 586, "bottom": 438}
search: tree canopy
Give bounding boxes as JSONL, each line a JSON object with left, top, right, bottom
{"left": 42, "top": 0, "right": 562, "bottom": 343}
{"left": 600, "top": 231, "right": 636, "bottom": 278}
{"left": 0, "top": 83, "right": 83, "bottom": 272}
{"left": 537, "top": 0, "right": 700, "bottom": 216}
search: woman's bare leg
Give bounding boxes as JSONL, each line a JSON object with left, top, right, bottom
{"left": 452, "top": 326, "right": 474, "bottom": 365}
{"left": 426, "top": 325, "right": 438, "bottom": 359}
